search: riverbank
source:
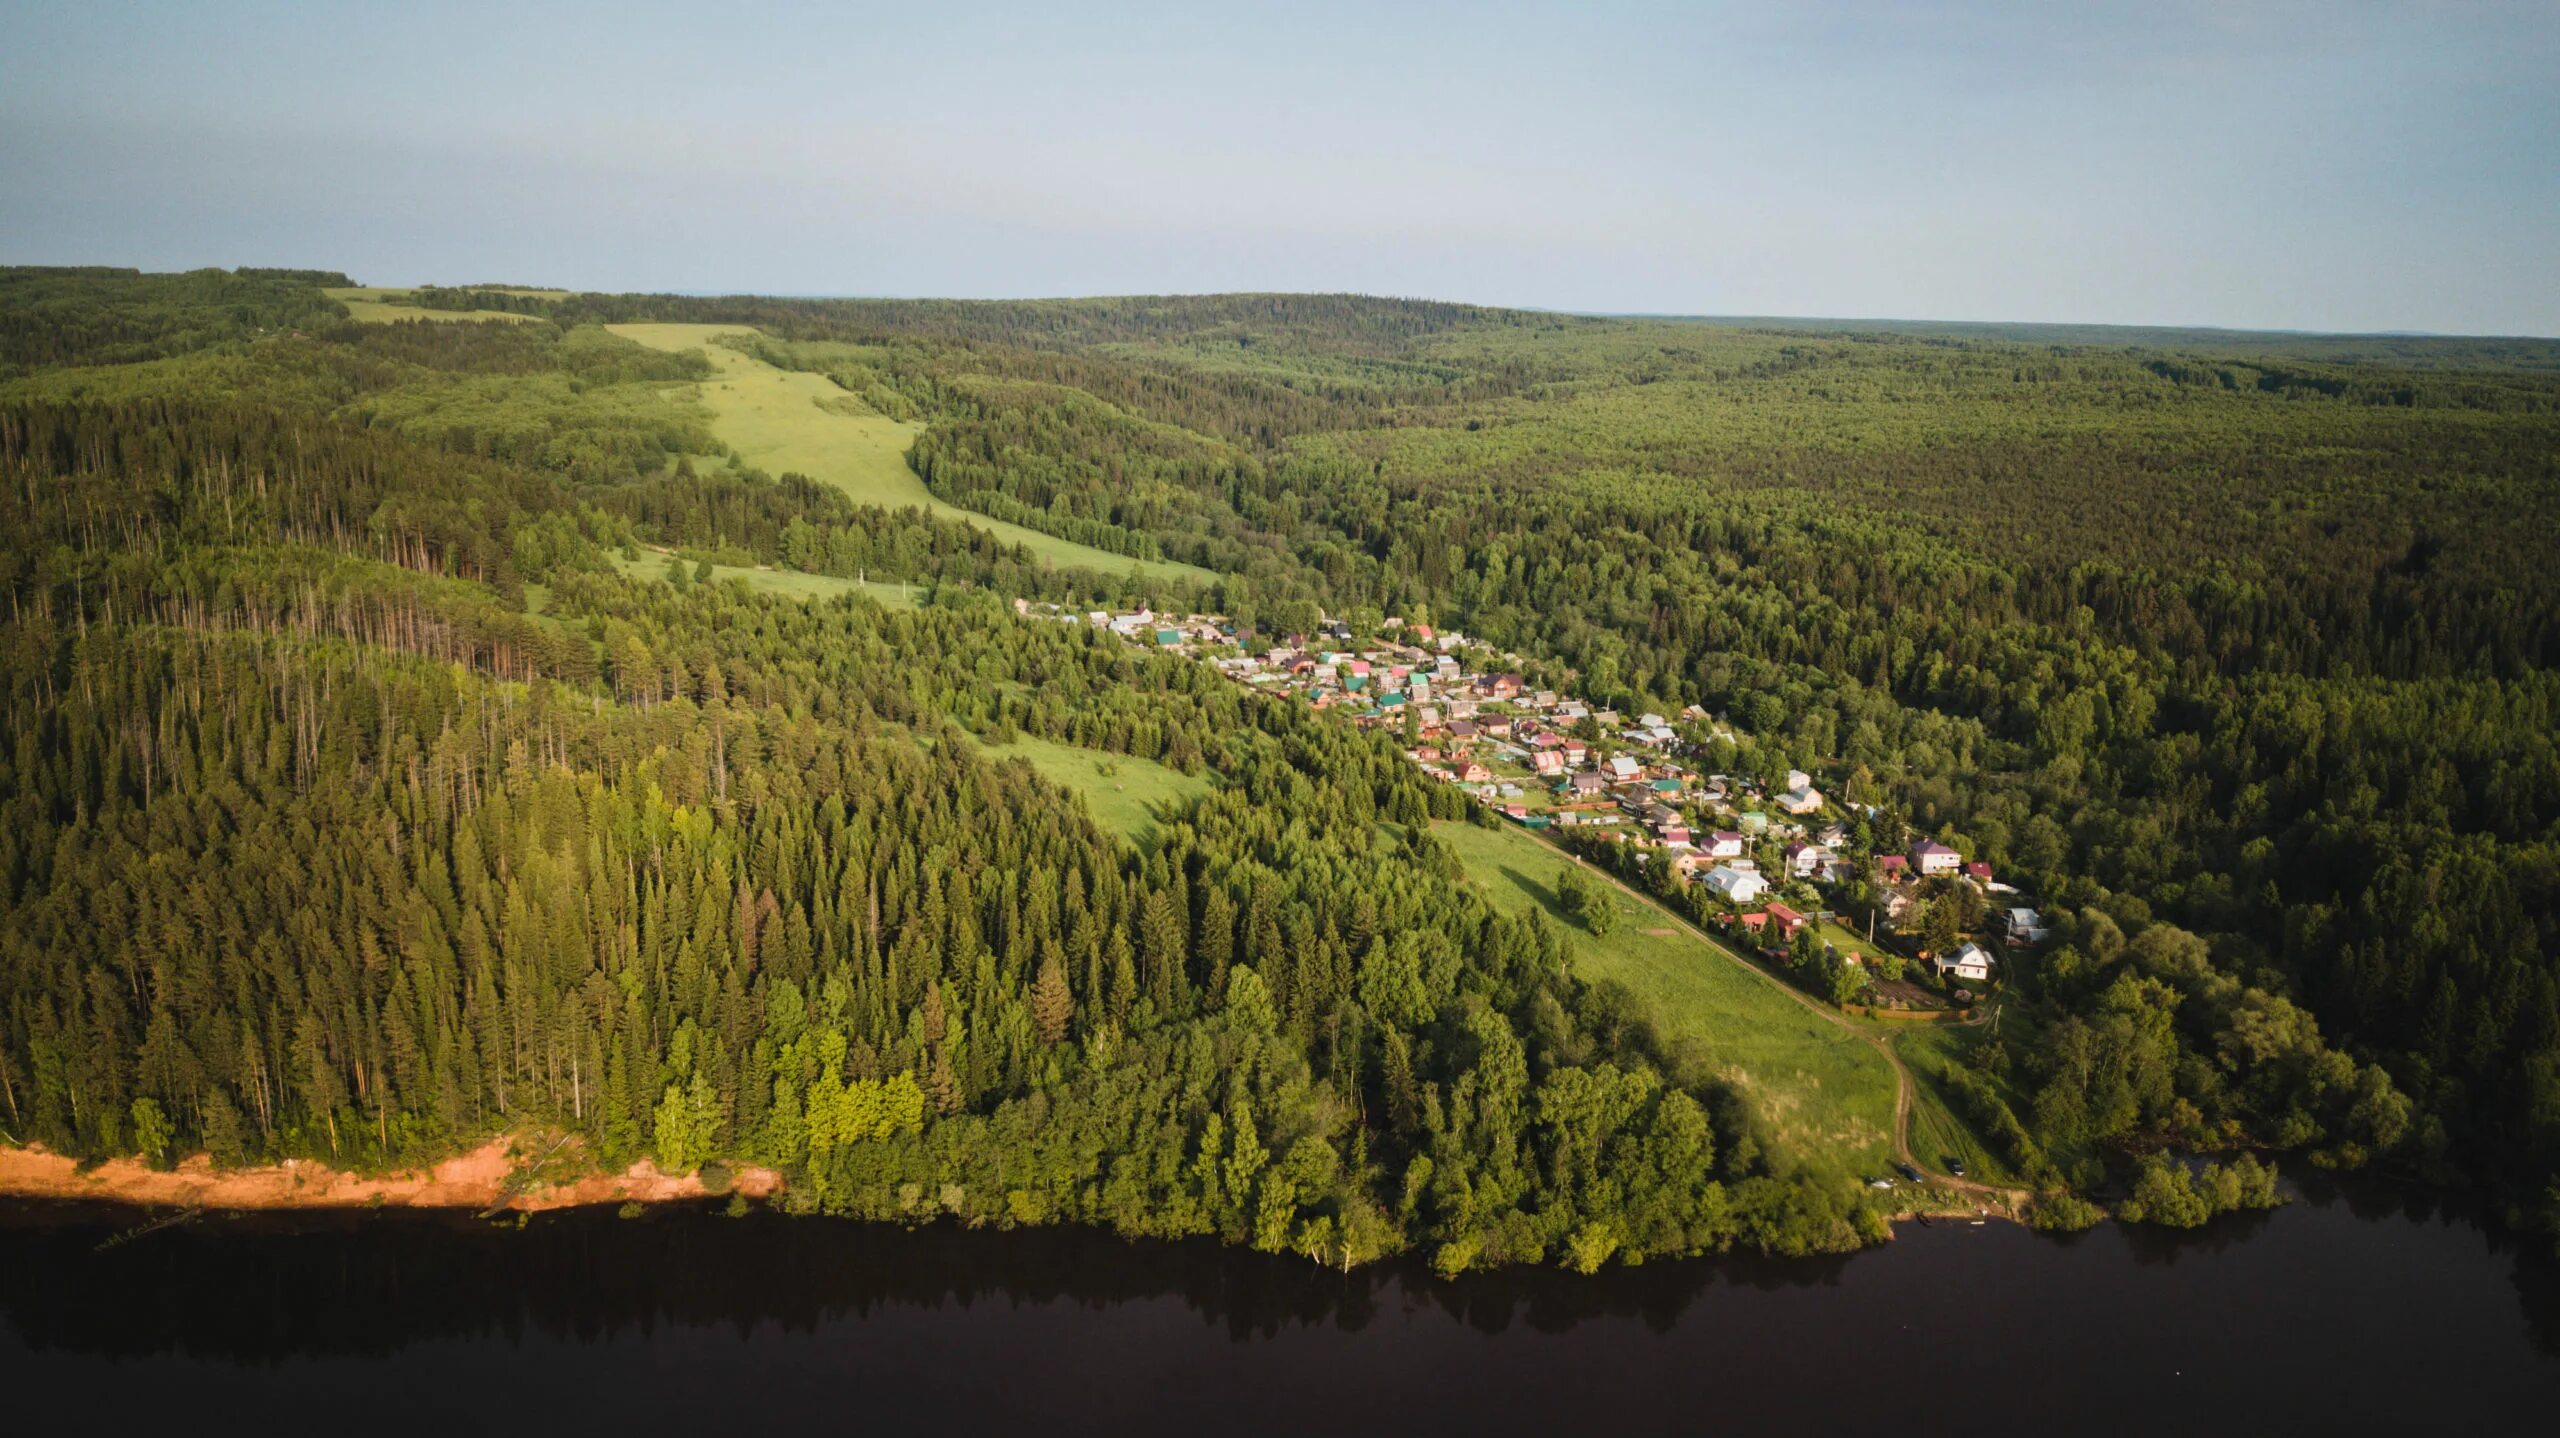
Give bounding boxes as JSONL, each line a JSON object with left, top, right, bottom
{"left": 0, "top": 1138, "right": 780, "bottom": 1213}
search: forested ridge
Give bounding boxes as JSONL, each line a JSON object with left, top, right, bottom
{"left": 1, "top": 267, "right": 2555, "bottom": 1259}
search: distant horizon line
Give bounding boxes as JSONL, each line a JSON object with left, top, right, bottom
{"left": 626, "top": 289, "right": 2560, "bottom": 344}
{"left": 19, "top": 259, "right": 2556, "bottom": 343}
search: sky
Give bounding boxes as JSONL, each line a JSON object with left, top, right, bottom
{"left": 2, "top": 0, "right": 2554, "bottom": 333}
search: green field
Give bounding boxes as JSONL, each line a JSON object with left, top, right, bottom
{"left": 610, "top": 550, "right": 917, "bottom": 607}
{"left": 323, "top": 286, "right": 541, "bottom": 324}
{"left": 1431, "top": 820, "right": 1899, "bottom": 1176}
{"left": 978, "top": 735, "right": 1213, "bottom": 850}
{"left": 606, "top": 323, "right": 1214, "bottom": 583}
{"left": 1889, "top": 1022, "right": 2029, "bottom": 1186}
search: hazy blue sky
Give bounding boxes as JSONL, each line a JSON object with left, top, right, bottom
{"left": 3, "top": 1, "right": 2553, "bottom": 332}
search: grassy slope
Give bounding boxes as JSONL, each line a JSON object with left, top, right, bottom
{"left": 1889, "top": 1022, "right": 2026, "bottom": 1186}
{"left": 606, "top": 323, "right": 1215, "bottom": 584}
{"left": 609, "top": 550, "right": 917, "bottom": 608}
{"left": 980, "top": 735, "right": 1213, "bottom": 851}
{"left": 323, "top": 287, "right": 540, "bottom": 325}
{"left": 1430, "top": 820, "right": 1898, "bottom": 1178}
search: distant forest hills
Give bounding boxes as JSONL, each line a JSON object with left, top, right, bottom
{"left": 1, "top": 265, "right": 2554, "bottom": 1265}
{"left": 1613, "top": 313, "right": 2560, "bottom": 361}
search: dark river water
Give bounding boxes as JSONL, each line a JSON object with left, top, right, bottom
{"left": 4, "top": 1175, "right": 2555, "bottom": 1435}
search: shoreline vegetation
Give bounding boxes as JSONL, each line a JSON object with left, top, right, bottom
{"left": 0, "top": 1139, "right": 2040, "bottom": 1238}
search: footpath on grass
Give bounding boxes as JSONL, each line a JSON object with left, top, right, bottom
{"left": 1533, "top": 829, "right": 2036, "bottom": 1220}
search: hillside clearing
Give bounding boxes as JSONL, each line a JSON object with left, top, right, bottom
{"left": 980, "top": 735, "right": 1213, "bottom": 851}
{"left": 323, "top": 286, "right": 541, "bottom": 324}
{"left": 606, "top": 323, "right": 1215, "bottom": 583}
{"left": 609, "top": 550, "right": 917, "bottom": 607}
{"left": 1431, "top": 820, "right": 1899, "bottom": 1177}
{"left": 1888, "top": 1019, "right": 2055, "bottom": 1189}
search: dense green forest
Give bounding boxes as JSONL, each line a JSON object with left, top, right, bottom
{"left": 1, "top": 267, "right": 2555, "bottom": 1260}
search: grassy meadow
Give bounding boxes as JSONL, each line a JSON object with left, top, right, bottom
{"left": 1431, "top": 819, "right": 1900, "bottom": 1177}
{"left": 607, "top": 323, "right": 1214, "bottom": 582}
{"left": 980, "top": 734, "right": 1214, "bottom": 850}
{"left": 1888, "top": 1021, "right": 2031, "bottom": 1187}
{"left": 608, "top": 549, "right": 918, "bottom": 607}
{"left": 323, "top": 286, "right": 543, "bottom": 324}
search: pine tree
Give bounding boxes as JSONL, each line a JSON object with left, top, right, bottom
{"left": 1032, "top": 949, "right": 1074, "bottom": 1045}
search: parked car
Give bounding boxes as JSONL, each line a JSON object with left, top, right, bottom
{"left": 1948, "top": 1158, "right": 1968, "bottom": 1178}
{"left": 1895, "top": 1161, "right": 1923, "bottom": 1183}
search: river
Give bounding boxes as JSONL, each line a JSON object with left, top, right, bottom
{"left": 4, "top": 1175, "right": 2554, "bottom": 1434}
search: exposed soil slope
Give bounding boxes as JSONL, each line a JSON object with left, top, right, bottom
{"left": 0, "top": 1137, "right": 779, "bottom": 1213}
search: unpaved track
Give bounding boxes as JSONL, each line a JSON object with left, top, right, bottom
{"left": 1552, "top": 843, "right": 2034, "bottom": 1212}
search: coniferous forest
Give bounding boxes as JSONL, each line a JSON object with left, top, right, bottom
{"left": 2, "top": 267, "right": 2555, "bottom": 1266}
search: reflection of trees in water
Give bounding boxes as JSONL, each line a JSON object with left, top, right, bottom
{"left": 2287, "top": 1168, "right": 2560, "bottom": 1356}
{"left": 1427, "top": 1247, "right": 1858, "bottom": 1339}
{"left": 0, "top": 1202, "right": 1845, "bottom": 1361}
{"left": 2115, "top": 1205, "right": 2283, "bottom": 1265}
{"left": 2, "top": 1190, "right": 2552, "bottom": 1364}
{"left": 2098, "top": 1169, "right": 2560, "bottom": 1356}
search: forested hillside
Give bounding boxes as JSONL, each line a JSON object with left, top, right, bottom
{"left": 0, "top": 271, "right": 1831, "bottom": 1271}
{"left": 2, "top": 268, "right": 2555, "bottom": 1257}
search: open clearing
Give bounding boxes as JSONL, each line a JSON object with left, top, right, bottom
{"left": 1431, "top": 820, "right": 1899, "bottom": 1176}
{"left": 1888, "top": 1022, "right": 2023, "bottom": 1185}
{"left": 324, "top": 286, "right": 541, "bottom": 324}
{"left": 607, "top": 323, "right": 1215, "bottom": 583}
{"left": 980, "top": 735, "right": 1213, "bottom": 850}
{"left": 610, "top": 550, "right": 917, "bottom": 608}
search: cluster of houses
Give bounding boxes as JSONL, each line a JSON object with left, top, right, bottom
{"left": 1055, "top": 603, "right": 2050, "bottom": 996}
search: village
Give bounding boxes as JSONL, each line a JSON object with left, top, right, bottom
{"left": 1030, "top": 600, "right": 2051, "bottom": 1015}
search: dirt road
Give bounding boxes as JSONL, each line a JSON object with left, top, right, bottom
{"left": 1554, "top": 842, "right": 2034, "bottom": 1213}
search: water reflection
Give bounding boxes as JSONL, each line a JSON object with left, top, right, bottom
{"left": 2, "top": 1201, "right": 1867, "bottom": 1358}
{"left": 3, "top": 1178, "right": 2556, "bottom": 1432}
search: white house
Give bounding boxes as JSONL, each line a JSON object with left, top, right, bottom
{"left": 1934, "top": 942, "right": 1995, "bottom": 984}
{"left": 1706, "top": 830, "right": 1746, "bottom": 859}
{"left": 1702, "top": 865, "right": 1769, "bottom": 903}
{"left": 1785, "top": 843, "right": 1835, "bottom": 879}
{"left": 1911, "top": 839, "right": 1962, "bottom": 877}
{"left": 1779, "top": 784, "right": 1824, "bottom": 816}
